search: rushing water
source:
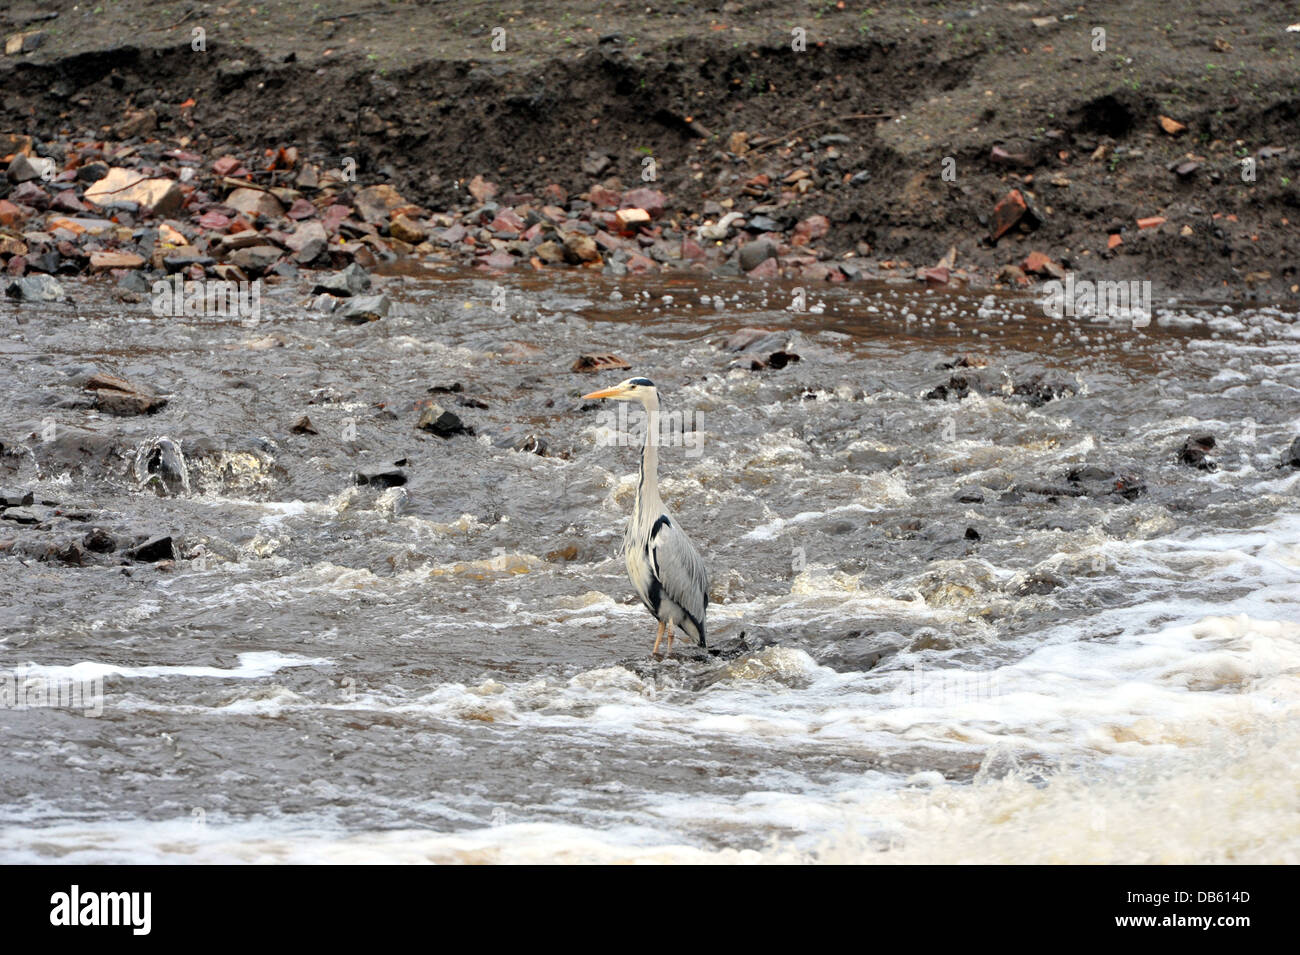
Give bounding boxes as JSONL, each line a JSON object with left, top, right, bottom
{"left": 1, "top": 266, "right": 1298, "bottom": 863}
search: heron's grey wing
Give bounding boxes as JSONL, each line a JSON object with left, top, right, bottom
{"left": 648, "top": 516, "right": 709, "bottom": 635}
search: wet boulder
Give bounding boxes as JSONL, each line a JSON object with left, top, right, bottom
{"left": 83, "top": 373, "right": 167, "bottom": 416}
{"left": 1178, "top": 434, "right": 1217, "bottom": 471}
{"left": 417, "top": 403, "right": 472, "bottom": 438}
{"left": 1281, "top": 437, "right": 1300, "bottom": 469}
{"left": 312, "top": 263, "right": 371, "bottom": 297}
{"left": 5, "top": 274, "right": 66, "bottom": 302}
{"left": 338, "top": 294, "right": 390, "bottom": 323}
{"left": 126, "top": 535, "right": 176, "bottom": 562}
{"left": 355, "top": 466, "right": 408, "bottom": 489}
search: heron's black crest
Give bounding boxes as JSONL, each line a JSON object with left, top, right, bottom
{"left": 629, "top": 377, "right": 655, "bottom": 387}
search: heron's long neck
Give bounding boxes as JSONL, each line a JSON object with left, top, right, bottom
{"left": 636, "top": 394, "right": 662, "bottom": 521}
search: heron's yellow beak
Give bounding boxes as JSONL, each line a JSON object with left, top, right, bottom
{"left": 582, "top": 385, "right": 627, "bottom": 400}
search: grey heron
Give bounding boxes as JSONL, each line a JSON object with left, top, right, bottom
{"left": 582, "top": 377, "right": 709, "bottom": 657}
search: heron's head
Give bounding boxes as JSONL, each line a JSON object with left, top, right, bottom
{"left": 582, "top": 377, "right": 656, "bottom": 404}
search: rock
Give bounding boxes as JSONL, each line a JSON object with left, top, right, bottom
{"left": 390, "top": 214, "right": 426, "bottom": 243}
{"left": 417, "top": 403, "right": 471, "bottom": 438}
{"left": 793, "top": 214, "right": 830, "bottom": 241}
{"left": 748, "top": 256, "right": 780, "bottom": 279}
{"left": 1022, "top": 251, "right": 1066, "bottom": 279}
{"left": 571, "top": 353, "right": 631, "bottom": 373}
{"left": 126, "top": 535, "right": 175, "bottom": 562}
{"left": 581, "top": 152, "right": 611, "bottom": 177}
{"left": 290, "top": 415, "right": 318, "bottom": 435}
{"left": 84, "top": 168, "right": 183, "bottom": 216}
{"left": 4, "top": 30, "right": 44, "bottom": 55}
{"left": 227, "top": 245, "right": 282, "bottom": 273}
{"left": 2, "top": 505, "right": 54, "bottom": 525}
{"left": 5, "top": 274, "right": 66, "bottom": 302}
{"left": 1178, "top": 434, "right": 1217, "bottom": 471}
{"left": 83, "top": 527, "right": 116, "bottom": 553}
{"left": 739, "top": 239, "right": 777, "bottom": 272}
{"left": 1065, "top": 465, "right": 1146, "bottom": 500}
{"left": 954, "top": 487, "right": 985, "bottom": 503}
{"left": 0, "top": 199, "right": 24, "bottom": 226}
{"left": 89, "top": 251, "right": 146, "bottom": 271}
{"left": 1137, "top": 216, "right": 1167, "bottom": 230}
{"left": 10, "top": 181, "right": 48, "bottom": 209}
{"left": 991, "top": 189, "right": 1031, "bottom": 241}
{"left": 615, "top": 208, "right": 651, "bottom": 230}
{"left": 1281, "top": 437, "right": 1300, "bottom": 469}
{"left": 1011, "top": 373, "right": 1074, "bottom": 407}
{"left": 225, "top": 187, "right": 284, "bottom": 219}
{"left": 0, "top": 489, "right": 34, "bottom": 507}
{"left": 355, "top": 467, "right": 407, "bottom": 488}
{"left": 1158, "top": 115, "right": 1187, "bottom": 135}
{"left": 563, "top": 231, "right": 601, "bottom": 264}
{"left": 467, "top": 175, "right": 498, "bottom": 202}
{"left": 312, "top": 263, "right": 371, "bottom": 297}
{"left": 339, "top": 294, "right": 390, "bottom": 323}
{"left": 286, "top": 220, "right": 327, "bottom": 263}
{"left": 621, "top": 187, "right": 666, "bottom": 218}
{"left": 83, "top": 372, "right": 167, "bottom": 416}
{"left": 587, "top": 185, "right": 621, "bottom": 209}
{"left": 924, "top": 373, "right": 986, "bottom": 401}
{"left": 6, "top": 153, "right": 46, "bottom": 183}
{"left": 354, "top": 184, "right": 409, "bottom": 224}
{"left": 534, "top": 240, "right": 565, "bottom": 265}
{"left": 745, "top": 214, "right": 783, "bottom": 233}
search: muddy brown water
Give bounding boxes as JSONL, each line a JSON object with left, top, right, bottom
{"left": 1, "top": 268, "right": 1298, "bottom": 861}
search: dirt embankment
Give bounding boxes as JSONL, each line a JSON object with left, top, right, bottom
{"left": 2, "top": 0, "right": 1299, "bottom": 298}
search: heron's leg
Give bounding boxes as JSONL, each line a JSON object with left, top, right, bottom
{"left": 665, "top": 621, "right": 675, "bottom": 657}
{"left": 652, "top": 620, "right": 666, "bottom": 656}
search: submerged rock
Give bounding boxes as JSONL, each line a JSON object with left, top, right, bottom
{"left": 1178, "top": 434, "right": 1217, "bottom": 471}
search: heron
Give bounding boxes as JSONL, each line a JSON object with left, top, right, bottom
{"left": 581, "top": 377, "right": 709, "bottom": 657}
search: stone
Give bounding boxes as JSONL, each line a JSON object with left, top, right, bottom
{"left": 83, "top": 372, "right": 166, "bottom": 416}
{"left": 225, "top": 187, "right": 284, "bottom": 219}
{"left": 354, "top": 184, "right": 409, "bottom": 224}
{"left": 417, "top": 403, "right": 471, "bottom": 438}
{"left": 89, "top": 251, "right": 145, "bottom": 271}
{"left": 85, "top": 168, "right": 183, "bottom": 216}
{"left": 126, "top": 536, "right": 175, "bottom": 562}
{"left": 339, "top": 294, "right": 389, "bottom": 323}
{"left": 563, "top": 231, "right": 601, "bottom": 264}
{"left": 621, "top": 188, "right": 666, "bottom": 218}
{"left": 615, "top": 208, "right": 651, "bottom": 230}
{"left": 83, "top": 528, "right": 116, "bottom": 553}
{"left": 739, "top": 239, "right": 777, "bottom": 272}
{"left": 991, "top": 189, "right": 1029, "bottom": 241}
{"left": 312, "top": 263, "right": 371, "bottom": 297}
{"left": 390, "top": 214, "right": 426, "bottom": 243}
{"left": 355, "top": 467, "right": 407, "bottom": 488}
{"left": 1178, "top": 434, "right": 1217, "bottom": 471}
{"left": 286, "top": 220, "right": 328, "bottom": 263}
{"left": 6, "top": 153, "right": 46, "bottom": 183}
{"left": 227, "top": 245, "right": 282, "bottom": 273}
{"left": 5, "top": 274, "right": 66, "bottom": 302}
{"left": 572, "top": 354, "right": 631, "bottom": 373}
{"left": 467, "top": 175, "right": 498, "bottom": 202}
{"left": 793, "top": 214, "right": 830, "bottom": 240}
